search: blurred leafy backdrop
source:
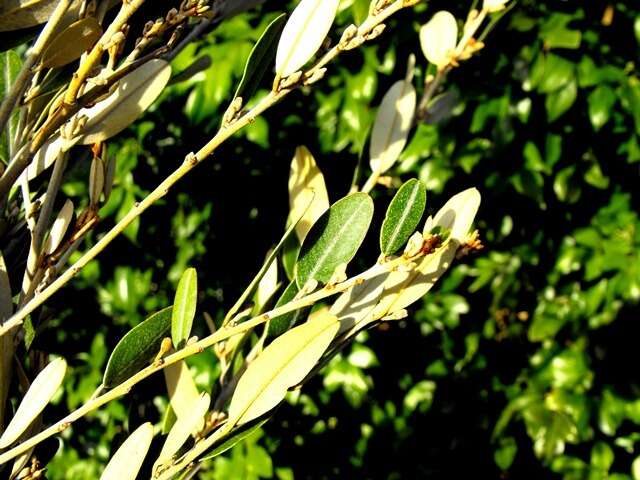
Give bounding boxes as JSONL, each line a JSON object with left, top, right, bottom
{"left": 29, "top": 0, "right": 640, "bottom": 478}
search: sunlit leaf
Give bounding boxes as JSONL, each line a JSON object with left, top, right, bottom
{"left": 202, "top": 418, "right": 269, "bottom": 461}
{"left": 296, "top": 193, "right": 373, "bottom": 287}
{"left": 228, "top": 313, "right": 339, "bottom": 426}
{"left": 163, "top": 360, "right": 200, "bottom": 424}
{"left": 77, "top": 59, "right": 171, "bottom": 144}
{"left": 0, "top": 358, "right": 66, "bottom": 448}
{"left": 0, "top": 0, "right": 62, "bottom": 32}
{"left": 420, "top": 11, "right": 458, "bottom": 69}
{"left": 380, "top": 179, "right": 426, "bottom": 255}
{"left": 288, "top": 145, "right": 329, "bottom": 243}
{"left": 253, "top": 251, "right": 279, "bottom": 314}
{"left": 275, "top": 0, "right": 340, "bottom": 77}
{"left": 43, "top": 199, "right": 74, "bottom": 255}
{"left": 171, "top": 268, "right": 198, "bottom": 349}
{"left": 100, "top": 423, "right": 154, "bottom": 480}
{"left": 103, "top": 307, "right": 172, "bottom": 388}
{"left": 154, "top": 393, "right": 210, "bottom": 474}
{"left": 369, "top": 79, "right": 416, "bottom": 175}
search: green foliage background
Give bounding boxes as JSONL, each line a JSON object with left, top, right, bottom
{"left": 25, "top": 0, "right": 640, "bottom": 478}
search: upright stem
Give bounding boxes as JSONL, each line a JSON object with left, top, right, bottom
{"left": 0, "top": 0, "right": 72, "bottom": 135}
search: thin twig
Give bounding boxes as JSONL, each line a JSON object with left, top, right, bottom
{"left": 0, "top": 0, "right": 72, "bottom": 135}
{"left": 0, "top": 0, "right": 419, "bottom": 338}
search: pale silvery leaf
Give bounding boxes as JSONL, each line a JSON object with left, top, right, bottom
{"left": 426, "top": 187, "right": 481, "bottom": 243}
{"left": 420, "top": 11, "right": 458, "bottom": 69}
{"left": 483, "top": 0, "right": 509, "bottom": 13}
{"left": 275, "top": 0, "right": 340, "bottom": 77}
{"left": 369, "top": 79, "right": 417, "bottom": 175}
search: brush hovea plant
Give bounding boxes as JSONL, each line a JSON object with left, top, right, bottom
{"left": 0, "top": 0, "right": 507, "bottom": 477}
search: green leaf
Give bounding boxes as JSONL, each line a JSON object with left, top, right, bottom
{"left": 227, "top": 313, "right": 339, "bottom": 426}
{"left": 546, "top": 80, "right": 577, "bottom": 122}
{"left": 171, "top": 268, "right": 198, "bottom": 348}
{"left": 587, "top": 85, "right": 617, "bottom": 131}
{"left": 40, "top": 17, "right": 102, "bottom": 69}
{"left": 0, "top": 49, "right": 21, "bottom": 163}
{"left": 380, "top": 179, "right": 427, "bottom": 255}
{"left": 268, "top": 280, "right": 310, "bottom": 338}
{"left": 234, "top": 13, "right": 286, "bottom": 101}
{"left": 103, "top": 307, "right": 172, "bottom": 388}
{"left": 296, "top": 193, "right": 374, "bottom": 287}
{"left": 202, "top": 418, "right": 269, "bottom": 461}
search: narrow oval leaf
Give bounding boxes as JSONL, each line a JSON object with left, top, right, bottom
{"left": 163, "top": 361, "right": 200, "bottom": 423}
{"left": 235, "top": 13, "right": 286, "bottom": 100}
{"left": 41, "top": 17, "right": 102, "bottom": 69}
{"left": 100, "top": 422, "right": 154, "bottom": 480}
{"left": 0, "top": 357, "right": 66, "bottom": 448}
{"left": 171, "top": 268, "right": 198, "bottom": 349}
{"left": 296, "top": 193, "right": 374, "bottom": 287}
{"left": 77, "top": 59, "right": 171, "bottom": 144}
{"left": 89, "top": 156, "right": 105, "bottom": 205}
{"left": 288, "top": 145, "right": 329, "bottom": 243}
{"left": 253, "top": 251, "right": 279, "bottom": 314}
{"left": 420, "top": 11, "right": 458, "bottom": 69}
{"left": 369, "top": 79, "right": 417, "bottom": 175}
{"left": 44, "top": 199, "right": 74, "bottom": 255}
{"left": 228, "top": 314, "right": 339, "bottom": 426}
{"left": 154, "top": 392, "right": 210, "bottom": 473}
{"left": 0, "top": 50, "right": 21, "bottom": 163}
{"left": 267, "top": 280, "right": 309, "bottom": 338}
{"left": 275, "top": 0, "right": 340, "bottom": 77}
{"left": 103, "top": 307, "right": 172, "bottom": 388}
{"left": 425, "top": 187, "right": 481, "bottom": 243}
{"left": 26, "top": 135, "right": 63, "bottom": 181}
{"left": 380, "top": 179, "right": 427, "bottom": 255}
{"left": 202, "top": 417, "right": 269, "bottom": 461}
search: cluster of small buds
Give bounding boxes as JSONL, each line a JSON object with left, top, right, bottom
{"left": 15, "top": 457, "right": 43, "bottom": 480}
{"left": 369, "top": 0, "right": 392, "bottom": 17}
{"left": 456, "top": 229, "right": 484, "bottom": 259}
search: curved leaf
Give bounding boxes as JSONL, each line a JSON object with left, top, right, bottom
{"left": 425, "top": 187, "right": 481, "bottom": 243}
{"left": 171, "top": 268, "right": 197, "bottom": 349}
{"left": 380, "top": 179, "right": 427, "bottom": 255}
{"left": 369, "top": 79, "right": 417, "bottom": 175}
{"left": 202, "top": 417, "right": 269, "bottom": 461}
{"left": 40, "top": 17, "right": 102, "bottom": 69}
{"left": 0, "top": 0, "right": 60, "bottom": 32}
{"left": 288, "top": 145, "right": 329, "bottom": 243}
{"left": 43, "top": 199, "right": 74, "bottom": 255}
{"left": 77, "top": 59, "right": 171, "bottom": 144}
{"left": 100, "top": 423, "right": 154, "bottom": 480}
{"left": 275, "top": 0, "right": 340, "bottom": 77}
{"left": 163, "top": 360, "right": 200, "bottom": 423}
{"left": 420, "top": 11, "right": 458, "bottom": 69}
{"left": 154, "top": 392, "right": 210, "bottom": 473}
{"left": 0, "top": 357, "right": 66, "bottom": 448}
{"left": 235, "top": 13, "right": 286, "bottom": 100}
{"left": 103, "top": 307, "right": 172, "bottom": 388}
{"left": 296, "top": 193, "right": 373, "bottom": 287}
{"left": 228, "top": 313, "right": 339, "bottom": 426}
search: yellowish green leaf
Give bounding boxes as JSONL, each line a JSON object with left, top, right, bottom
{"left": 0, "top": 0, "right": 61, "bottom": 32}
{"left": 0, "top": 357, "right": 66, "bottom": 448}
{"left": 43, "top": 199, "right": 74, "bottom": 255}
{"left": 171, "top": 267, "right": 198, "bottom": 349}
{"left": 228, "top": 313, "right": 339, "bottom": 426}
{"left": 100, "top": 422, "right": 154, "bottom": 480}
{"left": 425, "top": 187, "right": 481, "bottom": 243}
{"left": 162, "top": 360, "right": 200, "bottom": 424}
{"left": 369, "top": 79, "right": 416, "bottom": 175}
{"left": 40, "top": 17, "right": 102, "bottom": 69}
{"left": 288, "top": 145, "right": 329, "bottom": 243}
{"left": 253, "top": 250, "right": 279, "bottom": 314}
{"left": 420, "top": 11, "right": 458, "bottom": 69}
{"left": 77, "top": 59, "right": 171, "bottom": 144}
{"left": 275, "top": 0, "right": 340, "bottom": 77}
{"left": 154, "top": 392, "right": 210, "bottom": 474}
